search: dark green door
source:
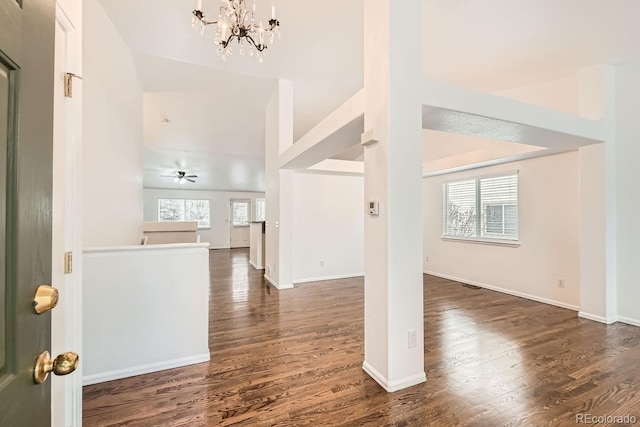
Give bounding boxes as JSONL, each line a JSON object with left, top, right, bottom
{"left": 0, "top": 0, "right": 56, "bottom": 425}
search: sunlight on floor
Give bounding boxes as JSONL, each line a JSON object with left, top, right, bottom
{"left": 441, "top": 310, "right": 529, "bottom": 415}
{"left": 231, "top": 251, "right": 250, "bottom": 303}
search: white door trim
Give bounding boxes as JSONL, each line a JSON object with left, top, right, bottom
{"left": 53, "top": 1, "right": 83, "bottom": 425}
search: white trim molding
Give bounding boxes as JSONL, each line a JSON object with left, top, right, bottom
{"left": 616, "top": 316, "right": 640, "bottom": 327}
{"left": 424, "top": 271, "right": 580, "bottom": 312}
{"left": 294, "top": 273, "right": 364, "bottom": 285}
{"left": 578, "top": 311, "right": 617, "bottom": 324}
{"left": 362, "top": 361, "right": 426, "bottom": 393}
{"left": 83, "top": 353, "right": 210, "bottom": 386}
{"left": 264, "top": 274, "right": 294, "bottom": 290}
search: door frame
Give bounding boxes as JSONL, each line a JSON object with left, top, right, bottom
{"left": 52, "top": 1, "right": 83, "bottom": 425}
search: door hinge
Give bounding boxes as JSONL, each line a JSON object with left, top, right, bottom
{"left": 64, "top": 72, "right": 83, "bottom": 98}
{"left": 64, "top": 252, "right": 73, "bottom": 274}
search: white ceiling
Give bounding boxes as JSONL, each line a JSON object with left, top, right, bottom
{"left": 423, "top": 0, "right": 640, "bottom": 91}
{"left": 98, "top": 0, "right": 640, "bottom": 192}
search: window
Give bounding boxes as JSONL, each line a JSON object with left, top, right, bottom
{"left": 443, "top": 173, "right": 518, "bottom": 242}
{"left": 255, "top": 198, "right": 266, "bottom": 221}
{"left": 158, "top": 199, "right": 210, "bottom": 228}
{"left": 231, "top": 200, "right": 250, "bottom": 226}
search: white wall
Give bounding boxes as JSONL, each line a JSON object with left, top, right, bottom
{"left": 83, "top": 243, "right": 210, "bottom": 385}
{"left": 143, "top": 188, "right": 265, "bottom": 249}
{"left": 424, "top": 151, "right": 581, "bottom": 310}
{"left": 83, "top": 0, "right": 143, "bottom": 247}
{"left": 496, "top": 74, "right": 579, "bottom": 116}
{"left": 292, "top": 173, "right": 364, "bottom": 283}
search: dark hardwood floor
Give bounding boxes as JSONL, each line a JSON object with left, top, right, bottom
{"left": 83, "top": 249, "right": 640, "bottom": 426}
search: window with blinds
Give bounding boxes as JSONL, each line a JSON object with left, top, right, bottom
{"left": 442, "top": 173, "right": 518, "bottom": 242}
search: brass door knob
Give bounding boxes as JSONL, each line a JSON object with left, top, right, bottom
{"left": 34, "top": 285, "right": 59, "bottom": 314}
{"left": 34, "top": 351, "right": 79, "bottom": 384}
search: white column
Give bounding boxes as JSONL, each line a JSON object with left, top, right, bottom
{"left": 264, "top": 79, "right": 294, "bottom": 289}
{"left": 611, "top": 62, "right": 640, "bottom": 325}
{"left": 577, "top": 65, "right": 616, "bottom": 323}
{"left": 362, "top": 0, "right": 426, "bottom": 392}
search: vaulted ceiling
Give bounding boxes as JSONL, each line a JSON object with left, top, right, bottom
{"left": 98, "top": 0, "right": 640, "bottom": 191}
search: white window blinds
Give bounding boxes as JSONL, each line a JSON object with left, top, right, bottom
{"left": 443, "top": 173, "right": 518, "bottom": 241}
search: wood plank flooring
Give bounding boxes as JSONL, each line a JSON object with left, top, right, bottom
{"left": 83, "top": 249, "right": 640, "bottom": 426}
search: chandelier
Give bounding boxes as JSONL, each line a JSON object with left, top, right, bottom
{"left": 192, "top": 0, "right": 281, "bottom": 62}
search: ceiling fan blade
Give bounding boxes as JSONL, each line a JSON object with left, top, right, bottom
{"left": 186, "top": 175, "right": 198, "bottom": 178}
{"left": 186, "top": 178, "right": 196, "bottom": 183}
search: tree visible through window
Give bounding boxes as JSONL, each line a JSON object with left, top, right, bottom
{"left": 231, "top": 200, "right": 250, "bottom": 226}
{"left": 443, "top": 174, "right": 518, "bottom": 241}
{"left": 158, "top": 199, "right": 210, "bottom": 228}
{"left": 255, "top": 198, "right": 265, "bottom": 221}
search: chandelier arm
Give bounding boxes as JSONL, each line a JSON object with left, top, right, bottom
{"left": 241, "top": 10, "right": 251, "bottom": 24}
{"left": 200, "top": 19, "right": 219, "bottom": 26}
{"left": 193, "top": 13, "right": 219, "bottom": 26}
{"left": 221, "top": 33, "right": 235, "bottom": 49}
{"left": 245, "top": 35, "right": 266, "bottom": 52}
{"left": 233, "top": 2, "right": 242, "bottom": 23}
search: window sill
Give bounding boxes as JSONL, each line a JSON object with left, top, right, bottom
{"left": 441, "top": 236, "right": 520, "bottom": 248}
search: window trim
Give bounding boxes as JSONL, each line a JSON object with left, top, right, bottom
{"left": 441, "top": 171, "right": 519, "bottom": 245}
{"left": 441, "top": 236, "right": 521, "bottom": 248}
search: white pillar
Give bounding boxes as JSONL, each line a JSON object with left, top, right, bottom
{"left": 264, "top": 79, "right": 294, "bottom": 289}
{"left": 362, "top": 0, "right": 426, "bottom": 392}
{"left": 610, "top": 62, "right": 640, "bottom": 325}
{"left": 577, "top": 65, "right": 617, "bottom": 323}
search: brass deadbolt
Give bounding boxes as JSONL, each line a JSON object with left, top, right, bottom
{"left": 34, "top": 285, "right": 59, "bottom": 314}
{"left": 34, "top": 351, "right": 79, "bottom": 384}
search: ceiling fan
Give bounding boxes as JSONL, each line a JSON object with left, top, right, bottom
{"left": 161, "top": 170, "right": 198, "bottom": 184}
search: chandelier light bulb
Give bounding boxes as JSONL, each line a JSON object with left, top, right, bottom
{"left": 191, "top": 0, "right": 281, "bottom": 62}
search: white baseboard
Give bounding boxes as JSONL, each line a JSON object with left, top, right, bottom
{"left": 249, "top": 260, "right": 264, "bottom": 270}
{"left": 424, "top": 270, "right": 580, "bottom": 312}
{"left": 578, "top": 311, "right": 617, "bottom": 324}
{"left": 264, "top": 273, "right": 294, "bottom": 290}
{"left": 294, "top": 273, "right": 364, "bottom": 285}
{"left": 616, "top": 316, "right": 640, "bottom": 327}
{"left": 82, "top": 353, "right": 210, "bottom": 386}
{"left": 362, "top": 361, "right": 426, "bottom": 393}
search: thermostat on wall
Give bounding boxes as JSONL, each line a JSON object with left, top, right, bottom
{"left": 368, "top": 201, "right": 379, "bottom": 216}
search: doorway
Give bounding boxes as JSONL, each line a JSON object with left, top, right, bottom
{"left": 230, "top": 199, "right": 251, "bottom": 248}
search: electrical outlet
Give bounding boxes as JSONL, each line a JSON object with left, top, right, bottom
{"left": 320, "top": 261, "right": 324, "bottom": 267}
{"left": 425, "top": 256, "right": 429, "bottom": 263}
{"left": 408, "top": 330, "right": 417, "bottom": 349}
{"left": 266, "top": 265, "right": 271, "bottom": 275}
{"left": 558, "top": 278, "right": 565, "bottom": 288}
